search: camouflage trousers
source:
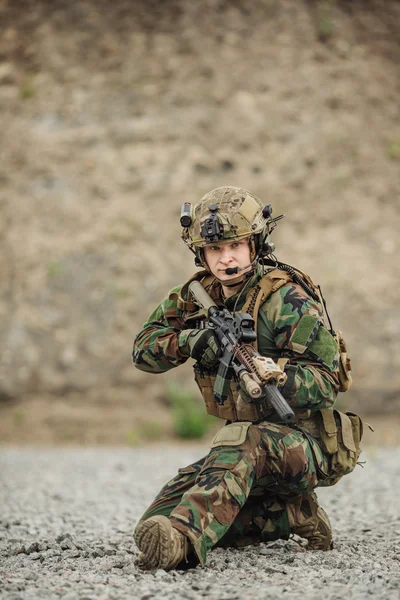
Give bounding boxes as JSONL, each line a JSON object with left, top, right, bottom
{"left": 137, "top": 421, "right": 329, "bottom": 565}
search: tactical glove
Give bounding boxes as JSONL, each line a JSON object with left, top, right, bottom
{"left": 180, "top": 329, "right": 221, "bottom": 368}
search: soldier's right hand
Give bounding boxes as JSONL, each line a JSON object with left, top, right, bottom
{"left": 180, "top": 329, "right": 221, "bottom": 368}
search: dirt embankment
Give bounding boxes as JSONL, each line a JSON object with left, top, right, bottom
{"left": 0, "top": 0, "right": 399, "bottom": 443}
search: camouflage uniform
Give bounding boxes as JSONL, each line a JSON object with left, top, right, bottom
{"left": 133, "top": 265, "right": 339, "bottom": 565}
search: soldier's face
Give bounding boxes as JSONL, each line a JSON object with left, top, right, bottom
{"left": 203, "top": 238, "right": 252, "bottom": 281}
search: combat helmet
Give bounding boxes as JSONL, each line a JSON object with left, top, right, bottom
{"left": 180, "top": 186, "right": 282, "bottom": 280}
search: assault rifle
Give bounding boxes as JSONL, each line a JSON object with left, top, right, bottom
{"left": 188, "top": 281, "right": 295, "bottom": 424}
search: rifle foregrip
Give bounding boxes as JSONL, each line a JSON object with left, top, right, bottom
{"left": 264, "top": 384, "right": 295, "bottom": 424}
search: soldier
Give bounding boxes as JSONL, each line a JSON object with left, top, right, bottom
{"left": 132, "top": 186, "right": 360, "bottom": 571}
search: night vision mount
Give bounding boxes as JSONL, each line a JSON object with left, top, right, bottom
{"left": 200, "top": 203, "right": 221, "bottom": 243}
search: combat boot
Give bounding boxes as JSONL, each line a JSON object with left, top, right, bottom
{"left": 287, "top": 492, "right": 333, "bottom": 551}
{"left": 134, "top": 516, "right": 189, "bottom": 570}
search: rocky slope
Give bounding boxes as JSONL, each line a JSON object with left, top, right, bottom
{"left": 0, "top": 0, "right": 399, "bottom": 441}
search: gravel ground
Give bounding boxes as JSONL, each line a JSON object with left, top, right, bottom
{"left": 1, "top": 445, "right": 399, "bottom": 600}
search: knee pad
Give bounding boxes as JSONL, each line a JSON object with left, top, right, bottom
{"left": 211, "top": 422, "right": 252, "bottom": 448}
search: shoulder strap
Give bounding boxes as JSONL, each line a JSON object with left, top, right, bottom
{"left": 242, "top": 269, "right": 292, "bottom": 317}
{"left": 242, "top": 270, "right": 293, "bottom": 347}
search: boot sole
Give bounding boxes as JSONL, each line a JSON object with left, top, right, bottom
{"left": 134, "top": 516, "right": 172, "bottom": 570}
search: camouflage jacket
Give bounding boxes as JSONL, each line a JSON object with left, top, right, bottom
{"left": 132, "top": 266, "right": 340, "bottom": 413}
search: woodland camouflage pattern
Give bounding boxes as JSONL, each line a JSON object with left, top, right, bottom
{"left": 133, "top": 265, "right": 341, "bottom": 564}
{"left": 137, "top": 421, "right": 330, "bottom": 565}
{"left": 133, "top": 264, "right": 340, "bottom": 413}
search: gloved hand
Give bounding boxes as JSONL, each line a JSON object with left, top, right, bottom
{"left": 180, "top": 328, "right": 221, "bottom": 368}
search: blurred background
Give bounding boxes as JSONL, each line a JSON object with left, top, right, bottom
{"left": 0, "top": 0, "right": 399, "bottom": 446}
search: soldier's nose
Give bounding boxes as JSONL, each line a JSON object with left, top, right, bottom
{"left": 219, "top": 248, "right": 233, "bottom": 261}
{"left": 219, "top": 254, "right": 233, "bottom": 265}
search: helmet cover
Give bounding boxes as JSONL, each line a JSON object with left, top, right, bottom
{"left": 182, "top": 186, "right": 266, "bottom": 251}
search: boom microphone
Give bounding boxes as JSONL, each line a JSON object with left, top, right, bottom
{"left": 225, "top": 261, "right": 255, "bottom": 275}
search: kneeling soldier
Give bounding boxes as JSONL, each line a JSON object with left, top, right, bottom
{"left": 132, "top": 186, "right": 362, "bottom": 570}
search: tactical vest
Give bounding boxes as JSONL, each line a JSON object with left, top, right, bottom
{"left": 176, "top": 268, "right": 298, "bottom": 422}
{"left": 175, "top": 269, "right": 364, "bottom": 488}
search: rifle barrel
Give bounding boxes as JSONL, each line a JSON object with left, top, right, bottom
{"left": 264, "top": 384, "right": 295, "bottom": 424}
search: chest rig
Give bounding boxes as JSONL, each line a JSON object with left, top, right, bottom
{"left": 176, "top": 268, "right": 297, "bottom": 422}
